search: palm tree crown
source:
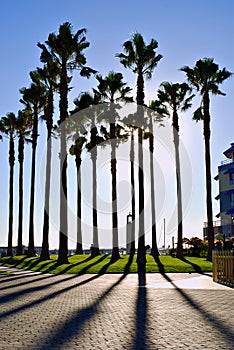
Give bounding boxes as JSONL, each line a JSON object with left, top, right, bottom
{"left": 116, "top": 32, "right": 162, "bottom": 105}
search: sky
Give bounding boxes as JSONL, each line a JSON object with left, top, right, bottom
{"left": 0, "top": 0, "right": 233, "bottom": 249}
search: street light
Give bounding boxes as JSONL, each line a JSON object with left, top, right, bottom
{"left": 126, "top": 213, "right": 132, "bottom": 254}
{"left": 127, "top": 212, "right": 132, "bottom": 224}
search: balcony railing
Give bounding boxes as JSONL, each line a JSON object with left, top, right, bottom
{"left": 203, "top": 220, "right": 222, "bottom": 228}
{"left": 221, "top": 159, "right": 233, "bottom": 165}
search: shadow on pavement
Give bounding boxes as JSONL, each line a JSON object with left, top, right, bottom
{"left": 153, "top": 255, "right": 234, "bottom": 346}
{"left": 36, "top": 273, "right": 128, "bottom": 349}
{"left": 0, "top": 271, "right": 58, "bottom": 291}
{"left": 0, "top": 274, "right": 100, "bottom": 317}
{"left": 131, "top": 272, "right": 148, "bottom": 349}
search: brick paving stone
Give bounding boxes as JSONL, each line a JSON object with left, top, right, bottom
{"left": 0, "top": 270, "right": 233, "bottom": 349}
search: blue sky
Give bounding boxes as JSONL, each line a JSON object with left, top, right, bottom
{"left": 0, "top": 0, "right": 233, "bottom": 249}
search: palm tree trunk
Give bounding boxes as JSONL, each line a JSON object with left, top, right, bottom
{"left": 58, "top": 61, "right": 69, "bottom": 265}
{"left": 58, "top": 126, "right": 69, "bottom": 264}
{"left": 173, "top": 126, "right": 183, "bottom": 258}
{"left": 149, "top": 117, "right": 159, "bottom": 257}
{"left": 40, "top": 134, "right": 52, "bottom": 260}
{"left": 28, "top": 108, "right": 38, "bottom": 258}
{"left": 41, "top": 89, "right": 53, "bottom": 261}
{"left": 136, "top": 71, "right": 146, "bottom": 271}
{"left": 91, "top": 146, "right": 100, "bottom": 256}
{"left": 130, "top": 130, "right": 135, "bottom": 255}
{"left": 76, "top": 152, "right": 83, "bottom": 254}
{"left": 110, "top": 121, "right": 120, "bottom": 261}
{"left": 7, "top": 136, "right": 15, "bottom": 256}
{"left": 203, "top": 92, "right": 214, "bottom": 261}
{"left": 16, "top": 135, "right": 24, "bottom": 255}
{"left": 137, "top": 124, "right": 146, "bottom": 271}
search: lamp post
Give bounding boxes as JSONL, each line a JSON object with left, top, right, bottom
{"left": 126, "top": 212, "right": 132, "bottom": 254}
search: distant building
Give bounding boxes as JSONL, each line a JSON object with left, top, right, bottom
{"left": 209, "top": 142, "right": 234, "bottom": 240}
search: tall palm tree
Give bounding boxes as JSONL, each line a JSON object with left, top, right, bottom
{"left": 93, "top": 71, "right": 133, "bottom": 261}
{"left": 43, "top": 22, "right": 96, "bottom": 264}
{"left": 145, "top": 101, "right": 168, "bottom": 256}
{"left": 15, "top": 109, "right": 32, "bottom": 255}
{"left": 72, "top": 92, "right": 107, "bottom": 256}
{"left": 180, "top": 58, "right": 232, "bottom": 261}
{"left": 69, "top": 132, "right": 87, "bottom": 254}
{"left": 70, "top": 93, "right": 93, "bottom": 255}
{"left": 117, "top": 32, "right": 162, "bottom": 269}
{"left": 156, "top": 82, "right": 194, "bottom": 258}
{"left": 30, "top": 61, "right": 59, "bottom": 260}
{"left": 0, "top": 113, "right": 17, "bottom": 256}
{"left": 121, "top": 114, "right": 138, "bottom": 256}
{"left": 20, "top": 82, "right": 46, "bottom": 257}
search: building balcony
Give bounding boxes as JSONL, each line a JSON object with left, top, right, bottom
{"left": 203, "top": 220, "right": 222, "bottom": 228}
{"left": 221, "top": 158, "right": 233, "bottom": 165}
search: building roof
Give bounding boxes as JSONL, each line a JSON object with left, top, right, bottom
{"left": 223, "top": 142, "right": 234, "bottom": 159}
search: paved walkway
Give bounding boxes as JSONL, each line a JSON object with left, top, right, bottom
{"left": 0, "top": 267, "right": 233, "bottom": 349}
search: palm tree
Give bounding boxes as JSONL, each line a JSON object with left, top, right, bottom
{"left": 117, "top": 32, "right": 162, "bottom": 269}
{"left": 180, "top": 58, "right": 232, "bottom": 261}
{"left": 43, "top": 22, "right": 96, "bottom": 264}
{"left": 156, "top": 82, "right": 194, "bottom": 258}
{"left": 15, "top": 109, "right": 32, "bottom": 255}
{"left": 71, "top": 92, "right": 104, "bottom": 256}
{"left": 31, "top": 61, "right": 59, "bottom": 261}
{"left": 69, "top": 132, "right": 87, "bottom": 255}
{"left": 93, "top": 71, "right": 133, "bottom": 261}
{"left": 0, "top": 113, "right": 17, "bottom": 256}
{"left": 20, "top": 82, "right": 46, "bottom": 257}
{"left": 145, "top": 101, "right": 167, "bottom": 257}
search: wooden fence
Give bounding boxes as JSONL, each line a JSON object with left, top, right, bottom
{"left": 213, "top": 250, "right": 234, "bottom": 287}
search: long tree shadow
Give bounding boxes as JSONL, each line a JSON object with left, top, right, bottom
{"left": 179, "top": 257, "right": 202, "bottom": 273}
{"left": 0, "top": 271, "right": 59, "bottom": 291}
{"left": 153, "top": 255, "right": 234, "bottom": 346}
{"left": 58, "top": 254, "right": 96, "bottom": 274}
{"left": 0, "top": 274, "right": 102, "bottom": 319}
{"left": 36, "top": 273, "right": 128, "bottom": 349}
{"left": 131, "top": 272, "right": 148, "bottom": 349}
{"left": 77, "top": 254, "right": 109, "bottom": 274}
{"left": 0, "top": 256, "right": 28, "bottom": 268}
{"left": 124, "top": 254, "right": 134, "bottom": 274}
{"left": 0, "top": 273, "right": 97, "bottom": 307}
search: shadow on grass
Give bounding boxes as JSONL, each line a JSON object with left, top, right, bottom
{"left": 152, "top": 253, "right": 165, "bottom": 274}
{"left": 178, "top": 257, "right": 202, "bottom": 273}
{"left": 54, "top": 255, "right": 96, "bottom": 274}
{"left": 77, "top": 254, "right": 109, "bottom": 274}
{"left": 0, "top": 256, "right": 28, "bottom": 268}
{"left": 124, "top": 254, "right": 134, "bottom": 274}
{"left": 98, "top": 254, "right": 134, "bottom": 275}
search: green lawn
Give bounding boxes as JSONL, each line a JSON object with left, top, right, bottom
{"left": 0, "top": 254, "right": 212, "bottom": 274}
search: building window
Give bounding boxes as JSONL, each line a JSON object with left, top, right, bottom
{"left": 230, "top": 173, "right": 234, "bottom": 185}
{"left": 230, "top": 193, "right": 234, "bottom": 207}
